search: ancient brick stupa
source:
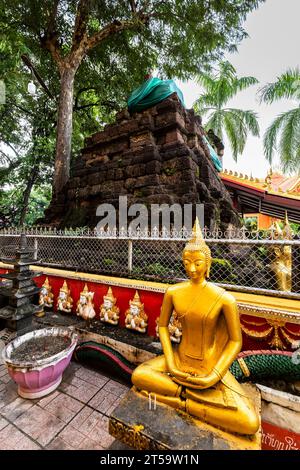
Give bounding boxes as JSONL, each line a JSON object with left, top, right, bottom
{"left": 44, "top": 93, "right": 239, "bottom": 230}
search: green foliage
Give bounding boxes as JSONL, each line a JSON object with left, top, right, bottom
{"left": 193, "top": 61, "right": 260, "bottom": 161}
{"left": 244, "top": 216, "right": 258, "bottom": 231}
{"left": 211, "top": 257, "right": 236, "bottom": 283}
{"left": 147, "top": 262, "right": 169, "bottom": 276}
{"left": 260, "top": 68, "right": 300, "bottom": 172}
{"left": 0, "top": 184, "right": 51, "bottom": 226}
{"left": 103, "top": 258, "right": 115, "bottom": 268}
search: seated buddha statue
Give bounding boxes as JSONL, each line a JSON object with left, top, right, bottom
{"left": 100, "top": 287, "right": 120, "bottom": 325}
{"left": 125, "top": 291, "right": 148, "bottom": 333}
{"left": 39, "top": 277, "right": 54, "bottom": 309}
{"left": 132, "top": 218, "right": 259, "bottom": 435}
{"left": 57, "top": 280, "right": 73, "bottom": 314}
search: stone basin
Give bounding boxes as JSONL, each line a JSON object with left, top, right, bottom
{"left": 2, "top": 326, "right": 78, "bottom": 399}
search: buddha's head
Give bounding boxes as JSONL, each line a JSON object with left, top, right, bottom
{"left": 41, "top": 277, "right": 51, "bottom": 295}
{"left": 59, "top": 281, "right": 70, "bottom": 300}
{"left": 129, "top": 291, "right": 143, "bottom": 316}
{"left": 103, "top": 287, "right": 116, "bottom": 309}
{"left": 79, "top": 284, "right": 89, "bottom": 304}
{"left": 183, "top": 218, "right": 211, "bottom": 281}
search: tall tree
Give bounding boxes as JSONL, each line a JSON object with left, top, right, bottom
{"left": 1, "top": 0, "right": 263, "bottom": 195}
{"left": 193, "top": 61, "right": 260, "bottom": 161}
{"left": 260, "top": 68, "right": 300, "bottom": 173}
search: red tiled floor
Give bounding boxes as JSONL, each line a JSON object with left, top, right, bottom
{"left": 14, "top": 404, "right": 66, "bottom": 447}
{"left": 44, "top": 393, "right": 84, "bottom": 423}
{"left": 0, "top": 423, "right": 41, "bottom": 450}
{"left": 46, "top": 436, "right": 76, "bottom": 450}
{"left": 59, "top": 406, "right": 114, "bottom": 449}
{"left": 88, "top": 379, "right": 128, "bottom": 415}
{"left": 0, "top": 362, "right": 130, "bottom": 450}
{"left": 1, "top": 396, "right": 35, "bottom": 421}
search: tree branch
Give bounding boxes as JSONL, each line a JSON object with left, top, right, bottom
{"left": 21, "top": 55, "right": 55, "bottom": 100}
{"left": 40, "top": 0, "right": 63, "bottom": 70}
{"left": 85, "top": 11, "right": 151, "bottom": 52}
{"left": 129, "top": 0, "right": 137, "bottom": 13}
{"left": 72, "top": 0, "right": 91, "bottom": 51}
{"left": 45, "top": 0, "right": 60, "bottom": 37}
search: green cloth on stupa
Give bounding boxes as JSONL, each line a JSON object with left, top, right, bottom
{"left": 127, "top": 77, "right": 185, "bottom": 113}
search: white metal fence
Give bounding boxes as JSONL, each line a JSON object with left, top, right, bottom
{"left": 0, "top": 227, "right": 299, "bottom": 299}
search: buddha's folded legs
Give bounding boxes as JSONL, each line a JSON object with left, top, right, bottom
{"left": 132, "top": 355, "right": 181, "bottom": 397}
{"left": 186, "top": 396, "right": 259, "bottom": 435}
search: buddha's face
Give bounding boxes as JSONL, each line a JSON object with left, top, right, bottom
{"left": 41, "top": 287, "right": 47, "bottom": 295}
{"left": 130, "top": 305, "right": 140, "bottom": 316}
{"left": 59, "top": 291, "right": 67, "bottom": 300}
{"left": 80, "top": 295, "right": 87, "bottom": 304}
{"left": 183, "top": 250, "right": 207, "bottom": 281}
{"left": 104, "top": 299, "right": 113, "bottom": 309}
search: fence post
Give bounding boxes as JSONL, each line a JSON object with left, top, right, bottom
{"left": 33, "top": 238, "right": 38, "bottom": 261}
{"left": 128, "top": 240, "right": 133, "bottom": 274}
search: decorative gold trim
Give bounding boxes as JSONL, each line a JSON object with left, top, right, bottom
{"left": 240, "top": 324, "right": 273, "bottom": 339}
{"left": 109, "top": 418, "right": 167, "bottom": 450}
{"left": 237, "top": 358, "right": 251, "bottom": 378}
{"left": 238, "top": 304, "right": 300, "bottom": 325}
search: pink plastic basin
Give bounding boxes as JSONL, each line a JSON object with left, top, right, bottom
{"left": 2, "top": 327, "right": 78, "bottom": 399}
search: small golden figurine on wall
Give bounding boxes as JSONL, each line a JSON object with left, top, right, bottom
{"left": 125, "top": 291, "right": 148, "bottom": 333}
{"left": 39, "top": 277, "right": 54, "bottom": 309}
{"left": 100, "top": 287, "right": 120, "bottom": 325}
{"left": 270, "top": 215, "right": 292, "bottom": 292}
{"left": 76, "top": 284, "right": 94, "bottom": 318}
{"left": 156, "top": 310, "right": 182, "bottom": 343}
{"left": 57, "top": 280, "right": 73, "bottom": 313}
{"left": 77, "top": 285, "right": 96, "bottom": 325}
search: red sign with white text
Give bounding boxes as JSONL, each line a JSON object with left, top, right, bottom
{"left": 262, "top": 421, "right": 300, "bottom": 450}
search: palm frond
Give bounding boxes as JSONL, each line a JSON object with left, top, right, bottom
{"left": 263, "top": 111, "right": 291, "bottom": 163}
{"left": 204, "top": 110, "right": 224, "bottom": 141}
{"left": 259, "top": 68, "right": 300, "bottom": 103}
{"left": 234, "top": 76, "right": 259, "bottom": 93}
{"left": 226, "top": 108, "right": 260, "bottom": 137}
{"left": 223, "top": 112, "right": 242, "bottom": 161}
{"left": 279, "top": 107, "right": 300, "bottom": 172}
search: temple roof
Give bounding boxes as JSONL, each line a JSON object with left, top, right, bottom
{"left": 220, "top": 170, "right": 300, "bottom": 223}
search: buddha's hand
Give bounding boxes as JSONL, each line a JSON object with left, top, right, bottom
{"left": 168, "top": 367, "right": 189, "bottom": 381}
{"left": 185, "top": 371, "right": 219, "bottom": 388}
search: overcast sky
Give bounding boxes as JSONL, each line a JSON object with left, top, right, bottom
{"left": 179, "top": 0, "right": 300, "bottom": 178}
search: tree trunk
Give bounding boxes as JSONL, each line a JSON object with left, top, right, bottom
{"left": 53, "top": 67, "right": 76, "bottom": 195}
{"left": 19, "top": 167, "right": 38, "bottom": 226}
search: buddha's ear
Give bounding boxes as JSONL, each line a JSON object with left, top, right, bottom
{"left": 206, "top": 260, "right": 212, "bottom": 278}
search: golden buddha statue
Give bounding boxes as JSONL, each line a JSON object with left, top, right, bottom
{"left": 100, "top": 287, "right": 120, "bottom": 325}
{"left": 125, "top": 291, "right": 148, "bottom": 333}
{"left": 39, "top": 277, "right": 54, "bottom": 309}
{"left": 156, "top": 310, "right": 182, "bottom": 343}
{"left": 132, "top": 218, "right": 259, "bottom": 435}
{"left": 57, "top": 280, "right": 73, "bottom": 313}
{"left": 270, "top": 218, "right": 292, "bottom": 292}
